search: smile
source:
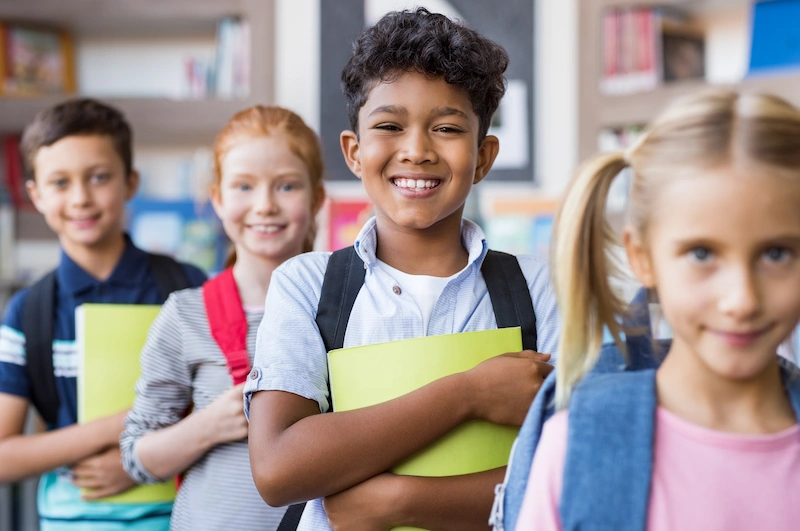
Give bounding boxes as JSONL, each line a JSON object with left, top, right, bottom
{"left": 249, "top": 224, "right": 285, "bottom": 233}
{"left": 710, "top": 327, "right": 769, "bottom": 347}
{"left": 391, "top": 178, "right": 441, "bottom": 191}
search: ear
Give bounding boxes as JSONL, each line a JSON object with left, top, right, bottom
{"left": 25, "top": 179, "right": 46, "bottom": 214}
{"left": 124, "top": 170, "right": 140, "bottom": 200}
{"left": 340, "top": 130, "right": 363, "bottom": 180}
{"left": 210, "top": 183, "right": 223, "bottom": 218}
{"left": 623, "top": 227, "right": 656, "bottom": 288}
{"left": 473, "top": 135, "right": 500, "bottom": 185}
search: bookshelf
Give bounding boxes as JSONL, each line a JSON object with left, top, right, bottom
{"left": 0, "top": 0, "right": 275, "bottom": 144}
{"left": 578, "top": 0, "right": 800, "bottom": 161}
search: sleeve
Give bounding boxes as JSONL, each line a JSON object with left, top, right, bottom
{"left": 519, "top": 256, "right": 561, "bottom": 363}
{"left": 243, "top": 254, "right": 331, "bottom": 418}
{"left": 120, "top": 291, "right": 194, "bottom": 484}
{"left": 179, "top": 262, "right": 208, "bottom": 288}
{"left": 514, "top": 410, "right": 569, "bottom": 531}
{"left": 0, "top": 289, "right": 32, "bottom": 399}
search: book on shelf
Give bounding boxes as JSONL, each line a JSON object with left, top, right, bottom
{"left": 0, "top": 21, "right": 75, "bottom": 96}
{"left": 76, "top": 303, "right": 177, "bottom": 504}
{"left": 182, "top": 16, "right": 250, "bottom": 100}
{"left": 601, "top": 7, "right": 704, "bottom": 95}
{"left": 1, "top": 135, "right": 33, "bottom": 210}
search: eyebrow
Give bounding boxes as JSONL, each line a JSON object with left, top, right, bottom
{"left": 366, "top": 105, "right": 470, "bottom": 120}
{"left": 368, "top": 105, "right": 406, "bottom": 117}
{"left": 429, "top": 106, "right": 469, "bottom": 120}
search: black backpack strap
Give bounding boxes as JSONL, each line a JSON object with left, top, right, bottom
{"left": 22, "top": 271, "right": 60, "bottom": 426}
{"left": 481, "top": 250, "right": 538, "bottom": 352}
{"left": 315, "top": 247, "right": 366, "bottom": 353}
{"left": 275, "top": 248, "right": 365, "bottom": 531}
{"left": 276, "top": 503, "right": 306, "bottom": 531}
{"left": 147, "top": 253, "right": 191, "bottom": 301}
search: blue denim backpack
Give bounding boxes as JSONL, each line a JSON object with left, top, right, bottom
{"left": 491, "top": 289, "right": 800, "bottom": 531}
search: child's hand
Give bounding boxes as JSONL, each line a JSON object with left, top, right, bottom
{"left": 323, "top": 473, "right": 400, "bottom": 531}
{"left": 198, "top": 383, "right": 249, "bottom": 446}
{"left": 72, "top": 446, "right": 136, "bottom": 500}
{"left": 462, "top": 350, "right": 553, "bottom": 426}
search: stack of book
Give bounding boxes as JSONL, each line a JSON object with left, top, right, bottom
{"left": 601, "top": 7, "right": 704, "bottom": 95}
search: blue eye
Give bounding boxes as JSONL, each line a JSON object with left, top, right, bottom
{"left": 280, "top": 183, "right": 296, "bottom": 192}
{"left": 689, "top": 247, "right": 713, "bottom": 262}
{"left": 236, "top": 183, "right": 252, "bottom": 191}
{"left": 53, "top": 179, "right": 69, "bottom": 189}
{"left": 764, "top": 247, "right": 791, "bottom": 263}
{"left": 91, "top": 173, "right": 110, "bottom": 183}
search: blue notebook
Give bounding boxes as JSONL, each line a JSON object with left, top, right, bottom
{"left": 748, "top": 0, "right": 800, "bottom": 74}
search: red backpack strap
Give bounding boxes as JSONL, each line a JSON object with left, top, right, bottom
{"left": 203, "top": 268, "right": 251, "bottom": 385}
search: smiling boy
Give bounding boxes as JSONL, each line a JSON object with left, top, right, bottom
{"left": 0, "top": 99, "right": 206, "bottom": 530}
{"left": 246, "top": 9, "right": 560, "bottom": 530}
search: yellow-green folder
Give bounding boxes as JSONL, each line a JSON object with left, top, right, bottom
{"left": 328, "top": 327, "right": 522, "bottom": 531}
{"left": 76, "top": 303, "right": 177, "bottom": 504}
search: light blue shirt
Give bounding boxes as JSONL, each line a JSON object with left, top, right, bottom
{"left": 244, "top": 217, "right": 561, "bottom": 530}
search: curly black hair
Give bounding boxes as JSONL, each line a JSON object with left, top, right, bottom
{"left": 21, "top": 98, "right": 133, "bottom": 181}
{"left": 341, "top": 8, "right": 509, "bottom": 143}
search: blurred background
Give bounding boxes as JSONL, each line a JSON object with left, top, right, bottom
{"left": 1, "top": 0, "right": 799, "bottom": 528}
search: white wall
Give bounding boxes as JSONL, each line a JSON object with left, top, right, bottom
{"left": 534, "top": 0, "right": 578, "bottom": 195}
{"left": 274, "top": 0, "right": 321, "bottom": 132}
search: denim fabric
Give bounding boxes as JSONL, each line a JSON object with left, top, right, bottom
{"left": 497, "top": 288, "right": 661, "bottom": 531}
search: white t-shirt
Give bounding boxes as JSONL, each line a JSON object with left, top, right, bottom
{"left": 376, "top": 260, "right": 457, "bottom": 334}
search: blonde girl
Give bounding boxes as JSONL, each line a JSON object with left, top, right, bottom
{"left": 517, "top": 90, "right": 800, "bottom": 531}
{"left": 120, "top": 106, "right": 326, "bottom": 531}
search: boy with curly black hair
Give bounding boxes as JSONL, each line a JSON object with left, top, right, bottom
{"left": 246, "top": 9, "right": 560, "bottom": 530}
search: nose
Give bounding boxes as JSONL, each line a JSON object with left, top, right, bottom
{"left": 69, "top": 181, "right": 91, "bottom": 207}
{"left": 399, "top": 128, "right": 437, "bottom": 165}
{"left": 718, "top": 266, "right": 761, "bottom": 320}
{"left": 255, "top": 186, "right": 279, "bottom": 215}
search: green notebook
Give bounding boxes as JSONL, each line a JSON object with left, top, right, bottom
{"left": 76, "top": 303, "right": 177, "bottom": 504}
{"left": 328, "top": 327, "right": 522, "bottom": 531}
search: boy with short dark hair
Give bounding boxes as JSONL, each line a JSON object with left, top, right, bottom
{"left": 0, "top": 98, "right": 206, "bottom": 530}
{"left": 246, "top": 9, "right": 559, "bottom": 530}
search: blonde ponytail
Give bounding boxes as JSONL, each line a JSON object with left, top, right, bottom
{"left": 552, "top": 151, "right": 629, "bottom": 408}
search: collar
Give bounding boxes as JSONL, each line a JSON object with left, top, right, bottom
{"left": 353, "top": 216, "right": 489, "bottom": 272}
{"left": 56, "top": 234, "right": 151, "bottom": 296}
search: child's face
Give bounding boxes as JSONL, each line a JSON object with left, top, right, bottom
{"left": 340, "top": 71, "right": 498, "bottom": 233}
{"left": 626, "top": 166, "right": 800, "bottom": 382}
{"left": 26, "top": 135, "right": 137, "bottom": 256}
{"left": 212, "top": 136, "right": 314, "bottom": 266}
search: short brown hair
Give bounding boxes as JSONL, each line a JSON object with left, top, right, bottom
{"left": 20, "top": 98, "right": 133, "bottom": 181}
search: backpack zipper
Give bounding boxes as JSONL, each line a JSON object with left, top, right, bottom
{"left": 488, "top": 437, "right": 518, "bottom": 531}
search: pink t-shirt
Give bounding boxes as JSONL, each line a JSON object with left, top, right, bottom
{"left": 516, "top": 408, "right": 800, "bottom": 531}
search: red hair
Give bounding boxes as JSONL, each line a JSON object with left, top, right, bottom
{"left": 213, "top": 106, "right": 326, "bottom": 266}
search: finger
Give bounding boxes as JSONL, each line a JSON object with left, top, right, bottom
{"left": 521, "top": 350, "right": 551, "bottom": 362}
{"left": 72, "top": 475, "right": 105, "bottom": 489}
{"left": 535, "top": 361, "right": 555, "bottom": 377}
{"left": 71, "top": 463, "right": 95, "bottom": 476}
{"left": 81, "top": 486, "right": 118, "bottom": 501}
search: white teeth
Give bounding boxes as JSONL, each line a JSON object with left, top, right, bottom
{"left": 252, "top": 225, "right": 281, "bottom": 233}
{"left": 393, "top": 178, "right": 440, "bottom": 190}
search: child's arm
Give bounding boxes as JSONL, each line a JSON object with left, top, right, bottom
{"left": 121, "top": 291, "right": 250, "bottom": 483}
{"left": 129, "top": 383, "right": 248, "bottom": 480}
{"left": 0, "top": 392, "right": 124, "bottom": 484}
{"left": 248, "top": 350, "right": 552, "bottom": 507}
{"left": 323, "top": 468, "right": 506, "bottom": 531}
